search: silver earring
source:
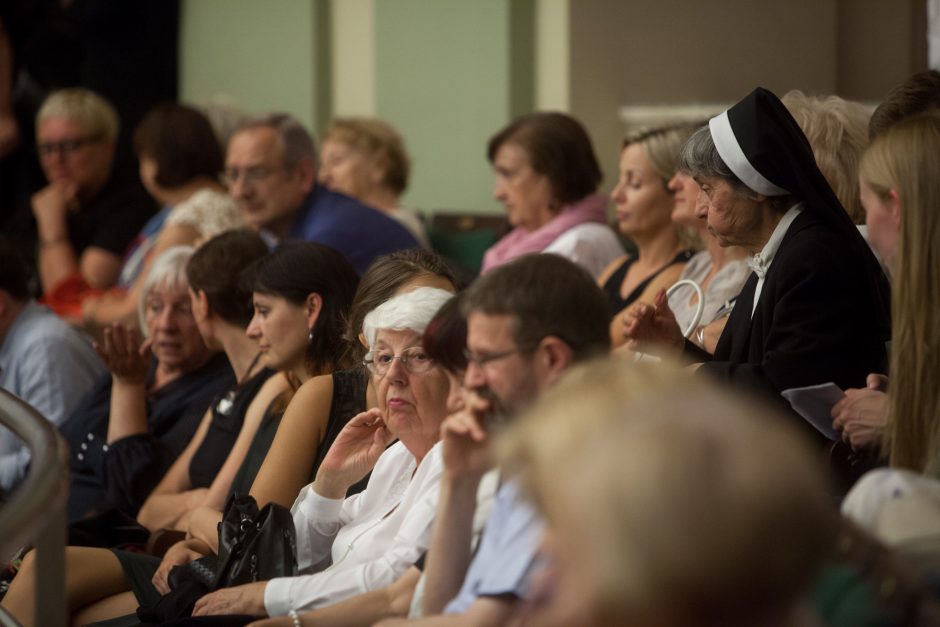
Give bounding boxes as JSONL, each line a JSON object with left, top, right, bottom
{"left": 308, "top": 328, "right": 314, "bottom": 343}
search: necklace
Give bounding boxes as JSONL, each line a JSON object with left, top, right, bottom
{"left": 216, "top": 351, "right": 264, "bottom": 416}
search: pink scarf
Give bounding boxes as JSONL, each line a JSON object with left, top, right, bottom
{"left": 481, "top": 194, "right": 610, "bottom": 273}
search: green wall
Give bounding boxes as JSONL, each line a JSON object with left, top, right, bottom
{"left": 180, "top": 0, "right": 532, "bottom": 215}
{"left": 179, "top": 0, "right": 327, "bottom": 130}
{"left": 375, "top": 0, "right": 527, "bottom": 214}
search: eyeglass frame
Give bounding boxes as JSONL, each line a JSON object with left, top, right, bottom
{"left": 222, "top": 164, "right": 291, "bottom": 187}
{"left": 462, "top": 342, "right": 539, "bottom": 369}
{"left": 36, "top": 134, "right": 104, "bottom": 158}
{"left": 363, "top": 346, "right": 436, "bottom": 377}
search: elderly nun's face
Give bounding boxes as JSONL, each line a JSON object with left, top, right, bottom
{"left": 371, "top": 328, "right": 450, "bottom": 444}
{"left": 696, "top": 177, "right": 767, "bottom": 250}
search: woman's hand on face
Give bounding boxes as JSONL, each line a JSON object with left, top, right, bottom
{"left": 621, "top": 289, "right": 684, "bottom": 356}
{"left": 313, "top": 408, "right": 395, "bottom": 499}
{"left": 94, "top": 323, "right": 152, "bottom": 385}
{"left": 832, "top": 374, "right": 889, "bottom": 450}
{"left": 152, "top": 538, "right": 209, "bottom": 595}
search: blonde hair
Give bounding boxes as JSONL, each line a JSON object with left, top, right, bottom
{"left": 36, "top": 88, "right": 119, "bottom": 142}
{"left": 499, "top": 358, "right": 835, "bottom": 627}
{"left": 859, "top": 111, "right": 940, "bottom": 473}
{"left": 782, "top": 90, "right": 871, "bottom": 224}
{"left": 624, "top": 123, "right": 702, "bottom": 248}
{"left": 323, "top": 117, "right": 410, "bottom": 195}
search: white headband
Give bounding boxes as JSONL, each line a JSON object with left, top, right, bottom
{"left": 709, "top": 111, "right": 789, "bottom": 196}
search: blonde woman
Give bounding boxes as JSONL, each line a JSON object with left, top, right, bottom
{"left": 835, "top": 112, "right": 940, "bottom": 470}
{"left": 598, "top": 124, "right": 697, "bottom": 348}
{"left": 782, "top": 91, "right": 872, "bottom": 225}
{"left": 319, "top": 117, "right": 428, "bottom": 246}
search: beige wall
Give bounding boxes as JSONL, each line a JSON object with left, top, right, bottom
{"left": 566, "top": 0, "right": 927, "bottom": 193}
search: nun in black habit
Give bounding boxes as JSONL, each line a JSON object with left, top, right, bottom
{"left": 625, "top": 87, "right": 890, "bottom": 414}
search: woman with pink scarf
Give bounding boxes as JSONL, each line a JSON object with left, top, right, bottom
{"left": 480, "top": 112, "right": 623, "bottom": 277}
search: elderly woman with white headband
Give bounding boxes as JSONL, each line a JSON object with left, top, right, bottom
{"left": 625, "top": 88, "right": 890, "bottom": 415}
{"left": 188, "top": 286, "right": 454, "bottom": 620}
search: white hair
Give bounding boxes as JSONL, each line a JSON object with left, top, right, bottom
{"left": 362, "top": 287, "right": 453, "bottom": 349}
{"left": 138, "top": 246, "right": 195, "bottom": 336}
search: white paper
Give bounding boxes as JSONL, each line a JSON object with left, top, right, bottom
{"left": 780, "top": 382, "right": 844, "bottom": 441}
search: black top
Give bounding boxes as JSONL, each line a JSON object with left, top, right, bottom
{"left": 229, "top": 368, "right": 371, "bottom": 499}
{"left": 66, "top": 173, "right": 156, "bottom": 258}
{"left": 601, "top": 250, "right": 694, "bottom": 316}
{"left": 188, "top": 367, "right": 276, "bottom": 490}
{"left": 695, "top": 210, "right": 890, "bottom": 430}
{"left": 62, "top": 352, "right": 234, "bottom": 523}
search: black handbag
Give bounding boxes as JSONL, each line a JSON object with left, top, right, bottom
{"left": 136, "top": 494, "right": 297, "bottom": 623}
{"left": 213, "top": 493, "right": 298, "bottom": 587}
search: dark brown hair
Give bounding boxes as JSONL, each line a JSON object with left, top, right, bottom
{"left": 869, "top": 70, "right": 940, "bottom": 139}
{"left": 186, "top": 229, "right": 268, "bottom": 328}
{"left": 423, "top": 293, "right": 467, "bottom": 374}
{"left": 245, "top": 242, "right": 359, "bottom": 375}
{"left": 487, "top": 112, "right": 602, "bottom": 207}
{"left": 134, "top": 102, "right": 224, "bottom": 187}
{"left": 462, "top": 253, "right": 610, "bottom": 361}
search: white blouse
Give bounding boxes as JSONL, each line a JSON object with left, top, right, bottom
{"left": 264, "top": 441, "right": 444, "bottom": 616}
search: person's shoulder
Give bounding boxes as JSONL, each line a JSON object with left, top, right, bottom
{"left": 15, "top": 303, "right": 87, "bottom": 345}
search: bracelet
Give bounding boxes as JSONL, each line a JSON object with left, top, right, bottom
{"left": 288, "top": 609, "right": 302, "bottom": 627}
{"left": 694, "top": 326, "right": 706, "bottom": 346}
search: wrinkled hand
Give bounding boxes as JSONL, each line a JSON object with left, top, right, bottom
{"left": 94, "top": 323, "right": 152, "bottom": 384}
{"left": 0, "top": 112, "right": 20, "bottom": 157}
{"left": 152, "top": 538, "right": 209, "bottom": 595}
{"left": 832, "top": 374, "right": 889, "bottom": 450}
{"left": 314, "top": 408, "right": 395, "bottom": 498}
{"left": 441, "top": 391, "right": 493, "bottom": 483}
{"left": 192, "top": 581, "right": 268, "bottom": 617}
{"left": 622, "top": 289, "right": 684, "bottom": 356}
{"left": 31, "top": 182, "right": 77, "bottom": 228}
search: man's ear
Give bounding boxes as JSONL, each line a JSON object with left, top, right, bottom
{"left": 305, "top": 292, "right": 323, "bottom": 330}
{"left": 537, "top": 335, "right": 574, "bottom": 387}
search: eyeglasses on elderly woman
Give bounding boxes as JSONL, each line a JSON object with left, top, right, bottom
{"left": 363, "top": 346, "right": 434, "bottom": 376}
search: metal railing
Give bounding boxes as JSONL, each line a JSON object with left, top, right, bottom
{"left": 0, "top": 390, "right": 68, "bottom": 627}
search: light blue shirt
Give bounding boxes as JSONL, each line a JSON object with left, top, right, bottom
{"left": 0, "top": 301, "right": 106, "bottom": 489}
{"left": 443, "top": 478, "right": 546, "bottom": 614}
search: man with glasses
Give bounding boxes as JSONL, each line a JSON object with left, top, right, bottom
{"left": 225, "top": 113, "right": 419, "bottom": 274}
{"left": 407, "top": 253, "right": 610, "bottom": 626}
{"left": 31, "top": 88, "right": 155, "bottom": 297}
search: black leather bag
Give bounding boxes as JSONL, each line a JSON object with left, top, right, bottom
{"left": 213, "top": 493, "right": 298, "bottom": 587}
{"left": 137, "top": 494, "right": 297, "bottom": 623}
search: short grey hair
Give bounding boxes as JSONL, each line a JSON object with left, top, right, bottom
{"left": 37, "top": 88, "right": 119, "bottom": 142}
{"left": 679, "top": 125, "right": 795, "bottom": 212}
{"left": 138, "top": 246, "right": 195, "bottom": 336}
{"left": 234, "top": 112, "right": 317, "bottom": 169}
{"left": 678, "top": 125, "right": 739, "bottom": 184}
